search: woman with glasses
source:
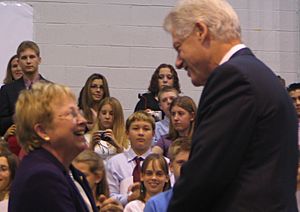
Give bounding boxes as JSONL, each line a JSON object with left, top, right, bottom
{"left": 79, "top": 73, "right": 110, "bottom": 131}
{"left": 134, "top": 64, "right": 181, "bottom": 121}
{"left": 8, "top": 82, "right": 99, "bottom": 211}
{"left": 87, "top": 97, "right": 129, "bottom": 161}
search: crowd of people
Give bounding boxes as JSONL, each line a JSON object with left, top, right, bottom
{"left": 0, "top": 0, "right": 299, "bottom": 211}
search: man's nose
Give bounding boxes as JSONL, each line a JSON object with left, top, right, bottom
{"left": 175, "top": 55, "right": 183, "bottom": 69}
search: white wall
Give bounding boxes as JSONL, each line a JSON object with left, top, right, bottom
{"left": 18, "top": 0, "right": 300, "bottom": 118}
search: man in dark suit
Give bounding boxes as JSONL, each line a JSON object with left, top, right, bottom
{"left": 0, "top": 40, "right": 48, "bottom": 136}
{"left": 163, "top": 0, "right": 298, "bottom": 211}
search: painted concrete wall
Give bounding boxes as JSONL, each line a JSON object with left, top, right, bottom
{"left": 19, "top": 0, "right": 300, "bottom": 118}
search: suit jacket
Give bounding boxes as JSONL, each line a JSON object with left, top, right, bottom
{"left": 168, "top": 48, "right": 298, "bottom": 211}
{"left": 8, "top": 148, "right": 98, "bottom": 212}
{"left": 0, "top": 76, "right": 48, "bottom": 135}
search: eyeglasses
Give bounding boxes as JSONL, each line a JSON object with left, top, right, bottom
{"left": 158, "top": 74, "right": 173, "bottom": 80}
{"left": 90, "top": 84, "right": 104, "bottom": 90}
{"left": 58, "top": 108, "right": 84, "bottom": 121}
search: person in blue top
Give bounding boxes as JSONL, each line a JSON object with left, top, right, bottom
{"left": 144, "top": 137, "right": 191, "bottom": 212}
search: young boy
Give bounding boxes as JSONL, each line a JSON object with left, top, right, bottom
{"left": 106, "top": 111, "right": 155, "bottom": 206}
{"left": 153, "top": 86, "right": 179, "bottom": 144}
{"left": 144, "top": 137, "right": 191, "bottom": 212}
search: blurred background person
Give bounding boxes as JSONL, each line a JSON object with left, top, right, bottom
{"left": 152, "top": 96, "right": 196, "bottom": 157}
{"left": 87, "top": 97, "right": 129, "bottom": 161}
{"left": 134, "top": 64, "right": 181, "bottom": 121}
{"left": 3, "top": 55, "right": 23, "bottom": 85}
{"left": 124, "top": 153, "right": 170, "bottom": 212}
{"left": 288, "top": 83, "right": 300, "bottom": 148}
{"left": 9, "top": 82, "right": 98, "bottom": 211}
{"left": 79, "top": 73, "right": 110, "bottom": 131}
{"left": 73, "top": 150, "right": 110, "bottom": 210}
{"left": 153, "top": 86, "right": 179, "bottom": 144}
{"left": 0, "top": 151, "right": 19, "bottom": 211}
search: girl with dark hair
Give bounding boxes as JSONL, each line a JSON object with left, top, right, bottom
{"left": 124, "top": 153, "right": 170, "bottom": 212}
{"left": 134, "top": 64, "right": 181, "bottom": 121}
{"left": 78, "top": 73, "right": 110, "bottom": 130}
{"left": 0, "top": 151, "right": 19, "bottom": 211}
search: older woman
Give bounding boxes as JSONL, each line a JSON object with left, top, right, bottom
{"left": 8, "top": 82, "right": 98, "bottom": 212}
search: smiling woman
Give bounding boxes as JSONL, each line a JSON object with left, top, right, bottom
{"left": 8, "top": 82, "right": 99, "bottom": 211}
{"left": 0, "top": 151, "right": 19, "bottom": 211}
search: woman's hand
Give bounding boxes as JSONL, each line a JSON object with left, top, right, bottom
{"left": 127, "top": 182, "right": 141, "bottom": 202}
{"left": 104, "top": 129, "right": 123, "bottom": 153}
{"left": 99, "top": 195, "right": 123, "bottom": 212}
{"left": 89, "top": 131, "right": 102, "bottom": 150}
{"left": 3, "top": 124, "right": 17, "bottom": 141}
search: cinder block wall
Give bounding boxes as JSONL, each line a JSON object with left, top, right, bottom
{"left": 20, "top": 0, "right": 300, "bottom": 118}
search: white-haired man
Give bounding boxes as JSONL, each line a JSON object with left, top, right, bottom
{"left": 163, "top": 0, "right": 298, "bottom": 211}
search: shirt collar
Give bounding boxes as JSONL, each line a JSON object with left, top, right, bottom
{"left": 126, "top": 148, "right": 152, "bottom": 162}
{"left": 23, "top": 74, "right": 41, "bottom": 89}
{"left": 219, "top": 44, "right": 246, "bottom": 65}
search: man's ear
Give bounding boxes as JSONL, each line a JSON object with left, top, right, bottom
{"left": 34, "top": 123, "right": 50, "bottom": 141}
{"left": 195, "top": 22, "right": 209, "bottom": 42}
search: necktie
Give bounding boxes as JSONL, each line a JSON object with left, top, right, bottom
{"left": 132, "top": 157, "right": 143, "bottom": 182}
{"left": 28, "top": 81, "right": 33, "bottom": 90}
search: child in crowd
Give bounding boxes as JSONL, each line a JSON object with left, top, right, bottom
{"left": 152, "top": 96, "right": 196, "bottom": 157}
{"left": 78, "top": 73, "right": 110, "bottom": 130}
{"left": 106, "top": 111, "right": 155, "bottom": 206}
{"left": 73, "top": 150, "right": 110, "bottom": 210}
{"left": 144, "top": 137, "right": 191, "bottom": 212}
{"left": 124, "top": 153, "right": 170, "bottom": 212}
{"left": 0, "top": 151, "right": 19, "bottom": 211}
{"left": 87, "top": 97, "right": 129, "bottom": 161}
{"left": 153, "top": 86, "right": 179, "bottom": 144}
{"left": 134, "top": 64, "right": 181, "bottom": 121}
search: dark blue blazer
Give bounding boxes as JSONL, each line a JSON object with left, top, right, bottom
{"left": 0, "top": 76, "right": 48, "bottom": 135}
{"left": 168, "top": 48, "right": 298, "bottom": 211}
{"left": 8, "top": 148, "right": 98, "bottom": 212}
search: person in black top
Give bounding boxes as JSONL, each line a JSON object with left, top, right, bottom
{"left": 134, "top": 63, "right": 181, "bottom": 121}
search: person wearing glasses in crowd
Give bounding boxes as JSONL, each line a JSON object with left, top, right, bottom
{"left": 78, "top": 73, "right": 110, "bottom": 131}
{"left": 87, "top": 97, "right": 129, "bottom": 161}
{"left": 134, "top": 64, "right": 181, "bottom": 122}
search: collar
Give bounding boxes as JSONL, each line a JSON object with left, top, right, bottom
{"left": 126, "top": 148, "right": 152, "bottom": 162}
{"left": 219, "top": 44, "right": 246, "bottom": 65}
{"left": 23, "top": 74, "right": 41, "bottom": 89}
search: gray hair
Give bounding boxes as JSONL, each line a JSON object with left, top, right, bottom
{"left": 163, "top": 0, "right": 241, "bottom": 42}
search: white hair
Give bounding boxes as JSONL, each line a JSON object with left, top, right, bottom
{"left": 163, "top": 0, "right": 241, "bottom": 42}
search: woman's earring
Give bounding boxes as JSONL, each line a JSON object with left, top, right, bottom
{"left": 44, "top": 136, "right": 50, "bottom": 141}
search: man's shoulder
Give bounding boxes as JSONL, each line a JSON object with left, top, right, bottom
{"left": 1, "top": 78, "right": 24, "bottom": 90}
